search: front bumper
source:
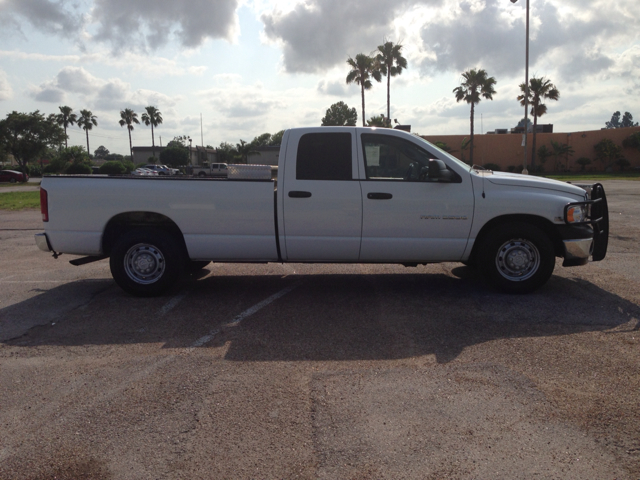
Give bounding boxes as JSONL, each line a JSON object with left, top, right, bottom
{"left": 35, "top": 233, "right": 52, "bottom": 252}
{"left": 562, "top": 238, "right": 593, "bottom": 266}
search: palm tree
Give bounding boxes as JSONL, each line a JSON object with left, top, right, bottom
{"left": 141, "top": 106, "right": 163, "bottom": 160}
{"left": 346, "top": 54, "right": 381, "bottom": 127}
{"left": 119, "top": 108, "right": 140, "bottom": 159}
{"left": 77, "top": 109, "right": 98, "bottom": 155}
{"left": 55, "top": 106, "right": 77, "bottom": 148}
{"left": 375, "top": 41, "right": 407, "bottom": 124}
{"left": 518, "top": 77, "right": 559, "bottom": 168}
{"left": 235, "top": 139, "right": 259, "bottom": 164}
{"left": 453, "top": 69, "right": 497, "bottom": 164}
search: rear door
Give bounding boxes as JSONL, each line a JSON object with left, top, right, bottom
{"left": 281, "top": 128, "right": 363, "bottom": 261}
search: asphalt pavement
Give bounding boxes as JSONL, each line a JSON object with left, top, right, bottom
{"left": 0, "top": 180, "right": 638, "bottom": 479}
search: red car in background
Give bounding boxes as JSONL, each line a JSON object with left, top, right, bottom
{"left": 0, "top": 170, "right": 29, "bottom": 183}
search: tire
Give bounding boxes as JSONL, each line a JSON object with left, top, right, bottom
{"left": 198, "top": 171, "right": 206, "bottom": 177}
{"left": 9, "top": 178, "right": 17, "bottom": 183}
{"left": 109, "top": 228, "right": 184, "bottom": 297}
{"left": 479, "top": 222, "right": 555, "bottom": 294}
{"left": 185, "top": 260, "right": 210, "bottom": 273}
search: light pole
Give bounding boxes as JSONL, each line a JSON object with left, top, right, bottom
{"left": 511, "top": 0, "right": 529, "bottom": 175}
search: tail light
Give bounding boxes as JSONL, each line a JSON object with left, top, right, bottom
{"left": 40, "top": 188, "right": 49, "bottom": 222}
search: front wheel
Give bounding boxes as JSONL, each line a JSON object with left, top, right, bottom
{"left": 479, "top": 223, "right": 556, "bottom": 294}
{"left": 110, "top": 228, "right": 184, "bottom": 297}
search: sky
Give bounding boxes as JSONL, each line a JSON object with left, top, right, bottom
{"left": 0, "top": 0, "right": 638, "bottom": 156}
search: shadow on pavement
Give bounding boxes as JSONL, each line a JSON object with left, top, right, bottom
{"left": 2, "top": 268, "right": 638, "bottom": 364}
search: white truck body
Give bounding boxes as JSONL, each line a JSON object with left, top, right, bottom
{"left": 36, "top": 127, "right": 608, "bottom": 296}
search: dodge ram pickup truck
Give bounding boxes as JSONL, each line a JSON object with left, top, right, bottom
{"left": 35, "top": 127, "right": 609, "bottom": 297}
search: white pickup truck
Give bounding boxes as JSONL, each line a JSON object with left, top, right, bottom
{"left": 35, "top": 127, "right": 609, "bottom": 297}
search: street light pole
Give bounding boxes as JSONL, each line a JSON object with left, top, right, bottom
{"left": 512, "top": 0, "right": 530, "bottom": 175}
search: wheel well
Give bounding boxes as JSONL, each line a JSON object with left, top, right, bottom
{"left": 102, "top": 212, "right": 188, "bottom": 257}
{"left": 468, "top": 214, "right": 564, "bottom": 263}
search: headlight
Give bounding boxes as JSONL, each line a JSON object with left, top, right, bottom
{"left": 564, "top": 203, "right": 590, "bottom": 224}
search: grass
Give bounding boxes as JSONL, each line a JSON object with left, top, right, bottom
{"left": 0, "top": 191, "right": 40, "bottom": 210}
{"left": 0, "top": 181, "right": 41, "bottom": 188}
{"left": 540, "top": 172, "right": 640, "bottom": 182}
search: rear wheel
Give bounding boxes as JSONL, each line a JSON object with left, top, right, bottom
{"left": 198, "top": 171, "right": 206, "bottom": 177}
{"left": 110, "top": 228, "right": 184, "bottom": 297}
{"left": 479, "top": 223, "right": 555, "bottom": 294}
{"left": 9, "top": 178, "right": 16, "bottom": 183}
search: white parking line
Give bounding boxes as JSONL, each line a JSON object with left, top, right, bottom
{"left": 189, "top": 281, "right": 302, "bottom": 349}
{"left": 159, "top": 291, "right": 188, "bottom": 316}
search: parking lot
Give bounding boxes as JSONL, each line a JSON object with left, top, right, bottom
{"left": 1, "top": 181, "right": 639, "bottom": 479}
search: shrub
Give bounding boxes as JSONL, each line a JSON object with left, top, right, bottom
{"left": 576, "top": 157, "right": 591, "bottom": 171}
{"left": 594, "top": 138, "right": 623, "bottom": 167}
{"left": 65, "top": 163, "right": 92, "bottom": 174}
{"left": 615, "top": 157, "right": 630, "bottom": 171}
{"left": 483, "top": 163, "right": 501, "bottom": 171}
{"left": 122, "top": 160, "right": 135, "bottom": 174}
{"left": 99, "top": 161, "right": 126, "bottom": 175}
{"left": 29, "top": 164, "right": 43, "bottom": 177}
{"left": 507, "top": 165, "right": 516, "bottom": 172}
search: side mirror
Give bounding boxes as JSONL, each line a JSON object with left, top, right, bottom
{"left": 427, "top": 159, "right": 452, "bottom": 182}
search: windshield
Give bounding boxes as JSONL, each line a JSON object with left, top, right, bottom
{"left": 413, "top": 135, "right": 473, "bottom": 171}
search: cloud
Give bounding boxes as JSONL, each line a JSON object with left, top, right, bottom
{"left": 0, "top": 71, "right": 13, "bottom": 101}
{"left": 418, "top": 0, "right": 631, "bottom": 82}
{"left": 90, "top": 0, "right": 240, "bottom": 52}
{"left": 317, "top": 79, "right": 349, "bottom": 96}
{"left": 198, "top": 81, "right": 286, "bottom": 119}
{"left": 0, "top": 0, "right": 84, "bottom": 36}
{"left": 261, "top": 0, "right": 443, "bottom": 73}
{"left": 28, "top": 66, "right": 182, "bottom": 111}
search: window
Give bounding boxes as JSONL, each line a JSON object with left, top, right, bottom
{"left": 296, "top": 133, "right": 352, "bottom": 181}
{"left": 362, "top": 134, "right": 436, "bottom": 181}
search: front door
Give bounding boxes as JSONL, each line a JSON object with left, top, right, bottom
{"left": 358, "top": 133, "right": 474, "bottom": 262}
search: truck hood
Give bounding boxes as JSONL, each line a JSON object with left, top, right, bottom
{"left": 484, "top": 171, "right": 587, "bottom": 198}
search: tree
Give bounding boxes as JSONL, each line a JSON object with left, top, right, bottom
{"left": 517, "top": 77, "right": 559, "bottom": 168}
{"left": 268, "top": 130, "right": 285, "bottom": 146}
{"left": 515, "top": 117, "right": 532, "bottom": 132}
{"left": 622, "top": 132, "right": 640, "bottom": 151}
{"left": 346, "top": 53, "right": 381, "bottom": 127}
{"left": 576, "top": 157, "right": 591, "bottom": 172}
{"left": 0, "top": 111, "right": 66, "bottom": 178}
{"left": 366, "top": 114, "right": 388, "bottom": 127}
{"left": 141, "top": 106, "right": 163, "bottom": 159}
{"left": 321, "top": 101, "right": 358, "bottom": 126}
{"left": 375, "top": 40, "right": 407, "bottom": 124}
{"left": 453, "top": 68, "right": 497, "bottom": 164}
{"left": 594, "top": 138, "right": 624, "bottom": 169}
{"left": 605, "top": 111, "right": 638, "bottom": 129}
{"left": 217, "top": 142, "right": 237, "bottom": 163}
{"left": 550, "top": 140, "right": 574, "bottom": 172}
{"left": 94, "top": 145, "right": 109, "bottom": 159}
{"left": 250, "top": 133, "right": 273, "bottom": 148}
{"left": 77, "top": 109, "right": 98, "bottom": 156}
{"left": 57, "top": 146, "right": 92, "bottom": 174}
{"left": 159, "top": 145, "right": 188, "bottom": 168}
{"left": 55, "top": 106, "right": 77, "bottom": 148}
{"left": 235, "top": 139, "right": 259, "bottom": 164}
{"left": 119, "top": 108, "right": 139, "bottom": 159}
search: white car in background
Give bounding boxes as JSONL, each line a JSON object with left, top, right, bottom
{"left": 143, "top": 164, "right": 178, "bottom": 175}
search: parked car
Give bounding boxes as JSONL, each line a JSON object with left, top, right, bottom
{"left": 0, "top": 170, "right": 29, "bottom": 183}
{"left": 132, "top": 168, "right": 158, "bottom": 176}
{"left": 143, "top": 164, "right": 178, "bottom": 175}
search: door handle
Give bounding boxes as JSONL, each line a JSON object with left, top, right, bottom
{"left": 367, "top": 192, "right": 393, "bottom": 200}
{"left": 288, "top": 191, "right": 312, "bottom": 198}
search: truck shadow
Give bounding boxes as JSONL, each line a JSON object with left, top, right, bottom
{"left": 2, "top": 266, "right": 637, "bottom": 364}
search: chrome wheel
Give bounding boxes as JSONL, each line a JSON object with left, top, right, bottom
{"left": 124, "top": 243, "right": 166, "bottom": 284}
{"left": 495, "top": 238, "right": 540, "bottom": 282}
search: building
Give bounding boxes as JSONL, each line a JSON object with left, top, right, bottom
{"left": 132, "top": 146, "right": 165, "bottom": 165}
{"left": 247, "top": 146, "right": 280, "bottom": 166}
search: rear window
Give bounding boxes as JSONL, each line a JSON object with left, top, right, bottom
{"left": 296, "top": 132, "right": 352, "bottom": 181}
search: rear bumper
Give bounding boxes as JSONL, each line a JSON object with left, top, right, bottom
{"left": 35, "top": 233, "right": 52, "bottom": 252}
